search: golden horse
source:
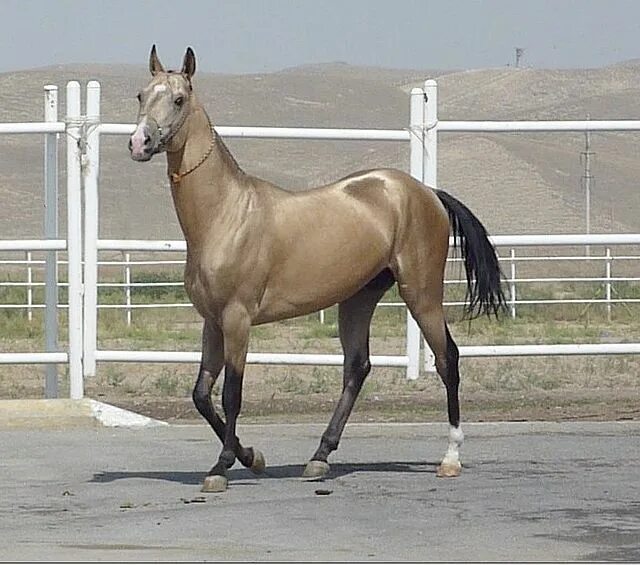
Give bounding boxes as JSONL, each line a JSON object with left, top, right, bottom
{"left": 129, "top": 46, "right": 505, "bottom": 492}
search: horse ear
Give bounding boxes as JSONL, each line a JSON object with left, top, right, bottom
{"left": 182, "top": 47, "right": 196, "bottom": 79}
{"left": 149, "top": 44, "right": 165, "bottom": 76}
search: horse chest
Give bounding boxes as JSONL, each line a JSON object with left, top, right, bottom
{"left": 183, "top": 259, "right": 243, "bottom": 318}
{"left": 183, "top": 262, "right": 217, "bottom": 314}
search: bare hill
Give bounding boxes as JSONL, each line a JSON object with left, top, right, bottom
{"left": 0, "top": 61, "right": 639, "bottom": 239}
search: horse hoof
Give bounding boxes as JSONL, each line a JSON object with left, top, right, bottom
{"left": 302, "top": 460, "right": 330, "bottom": 481}
{"left": 436, "top": 462, "right": 462, "bottom": 478}
{"left": 201, "top": 474, "right": 228, "bottom": 493}
{"left": 250, "top": 449, "right": 266, "bottom": 475}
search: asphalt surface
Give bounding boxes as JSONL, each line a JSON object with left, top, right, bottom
{"left": 1, "top": 421, "right": 639, "bottom": 561}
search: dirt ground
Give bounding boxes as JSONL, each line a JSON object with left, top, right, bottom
{"left": 104, "top": 384, "right": 640, "bottom": 425}
{"left": 89, "top": 351, "right": 640, "bottom": 424}
{"left": 3, "top": 357, "right": 639, "bottom": 425}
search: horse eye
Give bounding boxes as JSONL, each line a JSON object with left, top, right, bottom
{"left": 136, "top": 92, "right": 142, "bottom": 102}
{"left": 175, "top": 96, "right": 184, "bottom": 107}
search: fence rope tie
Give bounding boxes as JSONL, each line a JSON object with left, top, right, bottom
{"left": 64, "top": 116, "right": 100, "bottom": 169}
{"left": 405, "top": 122, "right": 439, "bottom": 164}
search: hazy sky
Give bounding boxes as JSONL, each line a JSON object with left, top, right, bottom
{"left": 1, "top": 0, "right": 639, "bottom": 73}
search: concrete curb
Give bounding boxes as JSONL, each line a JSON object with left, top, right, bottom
{"left": 0, "top": 399, "right": 168, "bottom": 429}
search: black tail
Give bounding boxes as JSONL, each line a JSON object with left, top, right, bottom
{"left": 436, "top": 189, "right": 506, "bottom": 319}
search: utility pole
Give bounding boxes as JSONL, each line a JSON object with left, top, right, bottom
{"left": 515, "top": 48, "right": 524, "bottom": 68}
{"left": 580, "top": 119, "right": 595, "bottom": 256}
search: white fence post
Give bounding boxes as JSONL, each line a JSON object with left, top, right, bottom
{"left": 66, "top": 81, "right": 84, "bottom": 399}
{"left": 510, "top": 248, "right": 517, "bottom": 319}
{"left": 406, "top": 87, "right": 425, "bottom": 380}
{"left": 124, "top": 252, "right": 132, "bottom": 326}
{"left": 605, "top": 247, "right": 612, "bottom": 322}
{"left": 44, "top": 84, "right": 59, "bottom": 397}
{"left": 422, "top": 79, "right": 438, "bottom": 373}
{"left": 26, "top": 251, "right": 33, "bottom": 322}
{"left": 83, "top": 81, "right": 100, "bottom": 378}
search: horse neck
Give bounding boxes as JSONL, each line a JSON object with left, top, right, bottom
{"left": 167, "top": 104, "right": 248, "bottom": 252}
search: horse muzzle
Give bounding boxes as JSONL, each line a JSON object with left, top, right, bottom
{"left": 129, "top": 119, "right": 161, "bottom": 161}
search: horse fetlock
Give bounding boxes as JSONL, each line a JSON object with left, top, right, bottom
{"left": 436, "top": 424, "right": 464, "bottom": 478}
{"left": 218, "top": 449, "right": 236, "bottom": 469}
{"left": 208, "top": 450, "right": 235, "bottom": 478}
{"left": 320, "top": 432, "right": 340, "bottom": 453}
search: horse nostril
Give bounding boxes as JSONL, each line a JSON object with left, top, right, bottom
{"left": 144, "top": 134, "right": 151, "bottom": 146}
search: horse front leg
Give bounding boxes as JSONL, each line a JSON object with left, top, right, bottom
{"left": 201, "top": 306, "right": 253, "bottom": 493}
{"left": 193, "top": 321, "right": 265, "bottom": 491}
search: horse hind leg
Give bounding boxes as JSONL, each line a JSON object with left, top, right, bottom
{"left": 302, "top": 272, "right": 392, "bottom": 480}
{"left": 399, "top": 279, "right": 464, "bottom": 478}
{"left": 435, "top": 325, "right": 464, "bottom": 478}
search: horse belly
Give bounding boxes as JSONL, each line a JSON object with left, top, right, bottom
{"left": 255, "top": 243, "right": 388, "bottom": 323}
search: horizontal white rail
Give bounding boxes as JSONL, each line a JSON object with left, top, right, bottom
{"left": 99, "top": 260, "right": 185, "bottom": 266}
{"left": 0, "top": 122, "right": 65, "bottom": 134}
{"left": 0, "top": 352, "right": 68, "bottom": 364}
{"left": 95, "top": 344, "right": 640, "bottom": 363}
{"left": 490, "top": 234, "right": 640, "bottom": 246}
{"left": 101, "top": 121, "right": 640, "bottom": 138}
{"left": 98, "top": 239, "right": 186, "bottom": 251}
{"left": 98, "top": 281, "right": 183, "bottom": 288}
{"left": 96, "top": 234, "right": 640, "bottom": 253}
{"left": 0, "top": 239, "right": 66, "bottom": 251}
{"left": 459, "top": 343, "right": 640, "bottom": 357}
{"left": 438, "top": 120, "right": 640, "bottom": 133}
{"left": 96, "top": 350, "right": 409, "bottom": 366}
{"left": 98, "top": 303, "right": 187, "bottom": 309}
{"left": 100, "top": 123, "right": 410, "bottom": 141}
{"left": 0, "top": 304, "right": 69, "bottom": 310}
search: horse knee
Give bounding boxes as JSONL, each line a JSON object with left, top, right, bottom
{"left": 192, "top": 368, "right": 215, "bottom": 412}
{"left": 192, "top": 383, "right": 209, "bottom": 413}
{"left": 320, "top": 431, "right": 340, "bottom": 452}
{"left": 344, "top": 353, "right": 371, "bottom": 389}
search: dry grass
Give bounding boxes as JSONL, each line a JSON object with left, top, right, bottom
{"left": 1, "top": 296, "right": 638, "bottom": 422}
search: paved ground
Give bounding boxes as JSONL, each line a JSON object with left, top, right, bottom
{"left": 1, "top": 421, "right": 639, "bottom": 561}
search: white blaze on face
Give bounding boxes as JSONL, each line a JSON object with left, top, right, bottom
{"left": 441, "top": 424, "right": 464, "bottom": 467}
{"left": 153, "top": 84, "right": 167, "bottom": 94}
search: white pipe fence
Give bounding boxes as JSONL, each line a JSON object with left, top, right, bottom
{"left": 5, "top": 246, "right": 639, "bottom": 317}
{"left": 0, "top": 79, "right": 639, "bottom": 400}
{"left": 0, "top": 86, "right": 75, "bottom": 381}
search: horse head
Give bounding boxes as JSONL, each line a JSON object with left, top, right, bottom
{"left": 129, "top": 45, "right": 197, "bottom": 161}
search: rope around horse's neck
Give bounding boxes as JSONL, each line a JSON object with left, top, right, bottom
{"left": 169, "top": 112, "right": 216, "bottom": 185}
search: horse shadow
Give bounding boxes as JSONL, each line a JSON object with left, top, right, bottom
{"left": 90, "top": 460, "right": 440, "bottom": 486}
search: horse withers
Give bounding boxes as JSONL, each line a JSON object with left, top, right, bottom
{"left": 129, "top": 45, "right": 506, "bottom": 492}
